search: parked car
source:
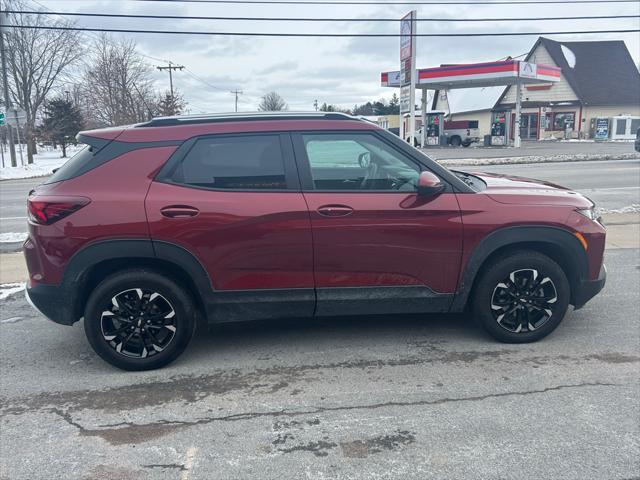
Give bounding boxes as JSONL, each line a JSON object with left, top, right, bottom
{"left": 407, "top": 120, "right": 480, "bottom": 147}
{"left": 635, "top": 127, "right": 640, "bottom": 152}
{"left": 25, "top": 112, "right": 606, "bottom": 370}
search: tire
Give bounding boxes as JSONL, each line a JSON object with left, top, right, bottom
{"left": 472, "top": 251, "right": 570, "bottom": 343}
{"left": 84, "top": 269, "right": 197, "bottom": 370}
{"left": 450, "top": 136, "right": 462, "bottom": 147}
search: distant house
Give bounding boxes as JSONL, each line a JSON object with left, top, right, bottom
{"left": 433, "top": 37, "right": 640, "bottom": 140}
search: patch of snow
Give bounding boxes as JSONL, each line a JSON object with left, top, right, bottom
{"left": 0, "top": 283, "right": 25, "bottom": 301}
{"left": 0, "top": 144, "right": 82, "bottom": 180}
{"left": 437, "top": 152, "right": 640, "bottom": 166}
{"left": 561, "top": 45, "right": 577, "bottom": 69}
{"left": 0, "top": 232, "right": 28, "bottom": 243}
{"left": 1, "top": 316, "right": 24, "bottom": 324}
{"left": 597, "top": 204, "right": 640, "bottom": 214}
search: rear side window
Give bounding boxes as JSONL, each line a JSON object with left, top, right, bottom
{"left": 172, "top": 135, "right": 287, "bottom": 190}
{"left": 44, "top": 144, "right": 95, "bottom": 184}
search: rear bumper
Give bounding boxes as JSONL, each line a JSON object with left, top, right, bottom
{"left": 25, "top": 283, "right": 77, "bottom": 326}
{"left": 573, "top": 263, "right": 606, "bottom": 310}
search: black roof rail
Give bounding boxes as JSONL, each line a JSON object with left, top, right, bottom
{"left": 136, "top": 111, "right": 356, "bottom": 128}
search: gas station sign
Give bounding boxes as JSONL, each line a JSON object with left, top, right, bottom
{"left": 399, "top": 11, "right": 417, "bottom": 142}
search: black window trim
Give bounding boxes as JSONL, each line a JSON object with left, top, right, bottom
{"left": 290, "top": 130, "right": 458, "bottom": 194}
{"left": 155, "top": 131, "right": 301, "bottom": 193}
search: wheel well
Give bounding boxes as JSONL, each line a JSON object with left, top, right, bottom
{"left": 74, "top": 258, "right": 206, "bottom": 323}
{"left": 468, "top": 242, "right": 582, "bottom": 307}
{"left": 449, "top": 135, "right": 461, "bottom": 144}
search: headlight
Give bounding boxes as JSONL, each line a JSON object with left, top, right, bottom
{"left": 576, "top": 207, "right": 604, "bottom": 226}
{"left": 576, "top": 208, "right": 597, "bottom": 220}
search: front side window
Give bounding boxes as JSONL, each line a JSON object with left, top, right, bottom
{"left": 301, "top": 133, "right": 420, "bottom": 191}
{"left": 173, "top": 134, "right": 287, "bottom": 190}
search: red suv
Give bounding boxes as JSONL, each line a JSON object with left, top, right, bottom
{"left": 24, "top": 113, "right": 606, "bottom": 370}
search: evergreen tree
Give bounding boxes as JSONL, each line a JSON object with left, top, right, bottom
{"left": 156, "top": 90, "right": 186, "bottom": 117}
{"left": 41, "top": 97, "right": 83, "bottom": 157}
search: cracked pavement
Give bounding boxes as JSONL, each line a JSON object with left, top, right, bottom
{"left": 1, "top": 249, "right": 639, "bottom": 479}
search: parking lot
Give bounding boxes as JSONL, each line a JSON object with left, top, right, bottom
{"left": 1, "top": 246, "right": 638, "bottom": 479}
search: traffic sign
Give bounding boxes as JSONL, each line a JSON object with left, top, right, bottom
{"left": 5, "top": 109, "right": 26, "bottom": 128}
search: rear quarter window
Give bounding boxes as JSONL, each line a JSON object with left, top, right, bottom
{"left": 44, "top": 145, "right": 96, "bottom": 184}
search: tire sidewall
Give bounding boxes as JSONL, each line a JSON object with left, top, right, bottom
{"left": 473, "top": 252, "right": 570, "bottom": 343}
{"left": 84, "top": 270, "right": 196, "bottom": 371}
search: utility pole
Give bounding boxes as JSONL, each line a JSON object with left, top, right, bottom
{"left": 156, "top": 61, "right": 184, "bottom": 99}
{"left": 0, "top": 6, "right": 17, "bottom": 167}
{"left": 230, "top": 89, "right": 243, "bottom": 113}
{"left": 313, "top": 99, "right": 318, "bottom": 112}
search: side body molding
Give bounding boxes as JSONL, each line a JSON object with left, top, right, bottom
{"left": 450, "top": 226, "right": 588, "bottom": 312}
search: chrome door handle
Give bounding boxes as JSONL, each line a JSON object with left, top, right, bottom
{"left": 317, "top": 205, "right": 354, "bottom": 217}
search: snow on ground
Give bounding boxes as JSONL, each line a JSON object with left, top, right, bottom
{"left": 0, "top": 145, "right": 82, "bottom": 180}
{"left": 0, "top": 283, "right": 25, "bottom": 301}
{"left": 0, "top": 232, "right": 28, "bottom": 243}
{"left": 598, "top": 204, "right": 640, "bottom": 215}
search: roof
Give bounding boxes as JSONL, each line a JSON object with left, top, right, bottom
{"left": 431, "top": 86, "right": 505, "bottom": 114}
{"left": 502, "top": 37, "right": 640, "bottom": 106}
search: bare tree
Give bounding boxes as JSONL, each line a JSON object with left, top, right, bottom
{"left": 81, "top": 35, "right": 157, "bottom": 127}
{"left": 5, "top": 0, "right": 83, "bottom": 163}
{"left": 258, "top": 92, "right": 287, "bottom": 112}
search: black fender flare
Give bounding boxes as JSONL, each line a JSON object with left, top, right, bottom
{"left": 62, "top": 239, "right": 214, "bottom": 317}
{"left": 450, "top": 226, "right": 588, "bottom": 312}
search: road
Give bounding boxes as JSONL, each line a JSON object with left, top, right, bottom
{"left": 1, "top": 248, "right": 638, "bottom": 479}
{"left": 425, "top": 140, "right": 637, "bottom": 160}
{"left": 1, "top": 159, "right": 639, "bottom": 241}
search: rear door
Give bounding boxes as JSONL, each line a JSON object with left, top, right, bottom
{"left": 145, "top": 132, "right": 314, "bottom": 320}
{"left": 292, "top": 131, "right": 463, "bottom": 316}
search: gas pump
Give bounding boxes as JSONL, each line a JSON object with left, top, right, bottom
{"left": 490, "top": 109, "right": 511, "bottom": 146}
{"left": 425, "top": 111, "right": 445, "bottom": 146}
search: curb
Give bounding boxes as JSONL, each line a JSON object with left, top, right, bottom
{"left": 434, "top": 153, "right": 640, "bottom": 167}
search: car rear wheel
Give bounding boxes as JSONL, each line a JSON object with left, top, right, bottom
{"left": 472, "top": 251, "right": 570, "bottom": 343}
{"left": 449, "top": 136, "right": 462, "bottom": 147}
{"left": 84, "top": 269, "right": 196, "bottom": 370}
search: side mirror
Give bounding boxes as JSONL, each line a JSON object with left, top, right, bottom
{"left": 417, "top": 171, "right": 445, "bottom": 197}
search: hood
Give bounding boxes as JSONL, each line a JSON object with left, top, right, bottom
{"left": 472, "top": 171, "right": 594, "bottom": 208}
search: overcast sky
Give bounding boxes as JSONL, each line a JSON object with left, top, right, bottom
{"left": 41, "top": 0, "right": 640, "bottom": 113}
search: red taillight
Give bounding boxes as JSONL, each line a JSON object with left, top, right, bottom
{"left": 27, "top": 196, "right": 90, "bottom": 225}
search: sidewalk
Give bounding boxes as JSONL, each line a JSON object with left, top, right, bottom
{"left": 2, "top": 213, "right": 637, "bottom": 285}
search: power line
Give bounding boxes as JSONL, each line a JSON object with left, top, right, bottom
{"left": 8, "top": 10, "right": 640, "bottom": 22}
{"left": 3, "top": 24, "right": 639, "bottom": 37}
{"left": 107, "top": 0, "right": 640, "bottom": 5}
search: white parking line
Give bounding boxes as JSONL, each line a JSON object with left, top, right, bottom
{"left": 0, "top": 216, "right": 28, "bottom": 220}
{"left": 180, "top": 447, "right": 198, "bottom": 480}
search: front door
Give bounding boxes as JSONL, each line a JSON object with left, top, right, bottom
{"left": 146, "top": 132, "right": 314, "bottom": 320}
{"left": 292, "top": 131, "right": 463, "bottom": 316}
{"left": 520, "top": 113, "right": 539, "bottom": 140}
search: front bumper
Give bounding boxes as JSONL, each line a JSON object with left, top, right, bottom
{"left": 26, "top": 283, "right": 77, "bottom": 326}
{"left": 573, "top": 263, "right": 607, "bottom": 310}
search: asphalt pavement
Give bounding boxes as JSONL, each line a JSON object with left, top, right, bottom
{"left": 0, "top": 248, "right": 638, "bottom": 479}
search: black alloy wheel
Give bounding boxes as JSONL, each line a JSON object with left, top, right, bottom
{"left": 490, "top": 269, "right": 558, "bottom": 333}
{"left": 101, "top": 288, "right": 177, "bottom": 358}
{"left": 84, "top": 269, "right": 196, "bottom": 370}
{"left": 472, "top": 251, "right": 570, "bottom": 343}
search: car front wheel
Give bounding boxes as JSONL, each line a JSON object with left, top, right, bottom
{"left": 472, "top": 251, "right": 570, "bottom": 343}
{"left": 84, "top": 269, "right": 196, "bottom": 370}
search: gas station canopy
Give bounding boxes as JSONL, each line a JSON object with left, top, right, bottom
{"left": 381, "top": 59, "right": 560, "bottom": 90}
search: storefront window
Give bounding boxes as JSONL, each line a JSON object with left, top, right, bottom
{"left": 553, "top": 112, "right": 575, "bottom": 131}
